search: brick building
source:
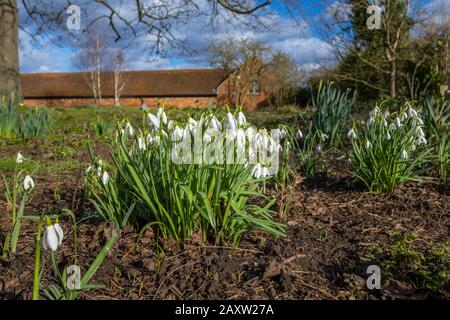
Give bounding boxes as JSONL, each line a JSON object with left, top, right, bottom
{"left": 21, "top": 69, "right": 267, "bottom": 110}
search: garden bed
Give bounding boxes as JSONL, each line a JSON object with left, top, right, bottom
{"left": 0, "top": 106, "right": 448, "bottom": 300}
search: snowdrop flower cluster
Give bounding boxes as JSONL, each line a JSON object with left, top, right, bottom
{"left": 117, "top": 108, "right": 283, "bottom": 179}
{"left": 42, "top": 217, "right": 64, "bottom": 252}
{"left": 86, "top": 159, "right": 110, "bottom": 185}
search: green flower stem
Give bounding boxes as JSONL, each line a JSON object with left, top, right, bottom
{"left": 32, "top": 219, "right": 43, "bottom": 300}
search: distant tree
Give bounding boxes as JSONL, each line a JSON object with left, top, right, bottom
{"left": 109, "top": 50, "right": 127, "bottom": 107}
{"left": 263, "top": 52, "right": 303, "bottom": 107}
{"left": 72, "top": 31, "right": 107, "bottom": 106}
{"left": 208, "top": 38, "right": 272, "bottom": 106}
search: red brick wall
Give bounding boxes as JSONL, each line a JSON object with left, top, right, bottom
{"left": 216, "top": 79, "right": 268, "bottom": 110}
{"left": 24, "top": 96, "right": 217, "bottom": 109}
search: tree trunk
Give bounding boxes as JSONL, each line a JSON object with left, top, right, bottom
{"left": 389, "top": 60, "right": 397, "bottom": 98}
{"left": 0, "top": 0, "right": 20, "bottom": 100}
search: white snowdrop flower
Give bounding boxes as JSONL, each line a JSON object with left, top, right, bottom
{"left": 86, "top": 166, "right": 92, "bottom": 174}
{"left": 417, "top": 118, "right": 424, "bottom": 126}
{"left": 416, "top": 127, "right": 425, "bottom": 138}
{"left": 96, "top": 167, "right": 102, "bottom": 177}
{"left": 365, "top": 140, "right": 372, "bottom": 150}
{"left": 279, "top": 129, "right": 287, "bottom": 139}
{"left": 42, "top": 224, "right": 62, "bottom": 252}
{"left": 226, "top": 112, "right": 237, "bottom": 131}
{"left": 383, "top": 120, "right": 388, "bottom": 127}
{"left": 167, "top": 120, "right": 175, "bottom": 130}
{"left": 296, "top": 129, "right": 303, "bottom": 140}
{"left": 399, "top": 112, "right": 407, "bottom": 121}
{"left": 172, "top": 126, "right": 183, "bottom": 141}
{"left": 346, "top": 158, "right": 352, "bottom": 167}
{"left": 125, "top": 122, "right": 134, "bottom": 136}
{"left": 157, "top": 108, "right": 167, "bottom": 125}
{"left": 245, "top": 126, "right": 255, "bottom": 142}
{"left": 147, "top": 113, "right": 160, "bottom": 129}
{"left": 237, "top": 112, "right": 247, "bottom": 126}
{"left": 347, "top": 128, "right": 357, "bottom": 140}
{"left": 395, "top": 117, "right": 401, "bottom": 128}
{"left": 386, "top": 132, "right": 391, "bottom": 140}
{"left": 24, "top": 175, "right": 35, "bottom": 191}
{"left": 400, "top": 150, "right": 408, "bottom": 160}
{"left": 384, "top": 111, "right": 390, "bottom": 119}
{"left": 320, "top": 133, "right": 328, "bottom": 141}
{"left": 138, "top": 137, "right": 146, "bottom": 150}
{"left": 417, "top": 136, "right": 427, "bottom": 146}
{"left": 188, "top": 117, "right": 198, "bottom": 132}
{"left": 251, "top": 163, "right": 262, "bottom": 179}
{"left": 101, "top": 171, "right": 110, "bottom": 185}
{"left": 261, "top": 166, "right": 270, "bottom": 178}
{"left": 208, "top": 116, "right": 221, "bottom": 130}
{"left": 316, "top": 144, "right": 323, "bottom": 153}
{"left": 16, "top": 152, "right": 24, "bottom": 164}
{"left": 369, "top": 106, "right": 380, "bottom": 117}
{"left": 407, "top": 107, "right": 417, "bottom": 118}
{"left": 367, "top": 117, "right": 375, "bottom": 126}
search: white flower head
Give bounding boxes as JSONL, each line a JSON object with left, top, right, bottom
{"left": 209, "top": 116, "right": 222, "bottom": 130}
{"left": 237, "top": 112, "right": 247, "bottom": 126}
{"left": 16, "top": 152, "right": 24, "bottom": 164}
{"left": 101, "top": 171, "right": 110, "bottom": 185}
{"left": 226, "top": 112, "right": 237, "bottom": 131}
{"left": 347, "top": 128, "right": 357, "bottom": 140}
{"left": 147, "top": 113, "right": 160, "bottom": 129}
{"left": 251, "top": 163, "right": 262, "bottom": 179}
{"left": 157, "top": 108, "right": 167, "bottom": 125}
{"left": 401, "top": 150, "right": 408, "bottom": 160}
{"left": 138, "top": 137, "right": 146, "bottom": 150}
{"left": 365, "top": 140, "right": 372, "bottom": 150}
{"left": 125, "top": 122, "right": 134, "bottom": 136}
{"left": 386, "top": 132, "right": 391, "bottom": 140}
{"left": 320, "top": 133, "right": 329, "bottom": 141}
{"left": 296, "top": 129, "right": 303, "bottom": 140}
{"left": 24, "top": 175, "right": 35, "bottom": 191}
{"left": 43, "top": 224, "right": 63, "bottom": 252}
{"left": 316, "top": 144, "right": 323, "bottom": 153}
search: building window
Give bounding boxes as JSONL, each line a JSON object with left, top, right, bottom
{"left": 248, "top": 80, "right": 260, "bottom": 95}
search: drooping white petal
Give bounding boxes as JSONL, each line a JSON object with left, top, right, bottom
{"left": 237, "top": 112, "right": 247, "bottom": 126}
{"left": 16, "top": 152, "right": 24, "bottom": 164}
{"left": 53, "top": 223, "right": 64, "bottom": 246}
{"left": 43, "top": 225, "right": 59, "bottom": 251}
{"left": 296, "top": 129, "right": 303, "bottom": 140}
{"left": 226, "top": 113, "right": 237, "bottom": 131}
{"left": 401, "top": 150, "right": 408, "bottom": 159}
{"left": 102, "top": 171, "right": 110, "bottom": 185}
{"left": 147, "top": 113, "right": 160, "bottom": 129}
{"left": 24, "top": 176, "right": 35, "bottom": 191}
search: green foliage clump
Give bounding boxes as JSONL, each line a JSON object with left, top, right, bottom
{"left": 348, "top": 102, "right": 430, "bottom": 192}
{"left": 17, "top": 108, "right": 54, "bottom": 140}
{"left": 0, "top": 96, "right": 20, "bottom": 138}
{"left": 311, "top": 82, "right": 355, "bottom": 146}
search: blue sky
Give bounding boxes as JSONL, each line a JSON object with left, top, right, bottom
{"left": 19, "top": 0, "right": 446, "bottom": 73}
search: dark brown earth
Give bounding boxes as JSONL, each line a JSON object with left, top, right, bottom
{"left": 1, "top": 160, "right": 448, "bottom": 300}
